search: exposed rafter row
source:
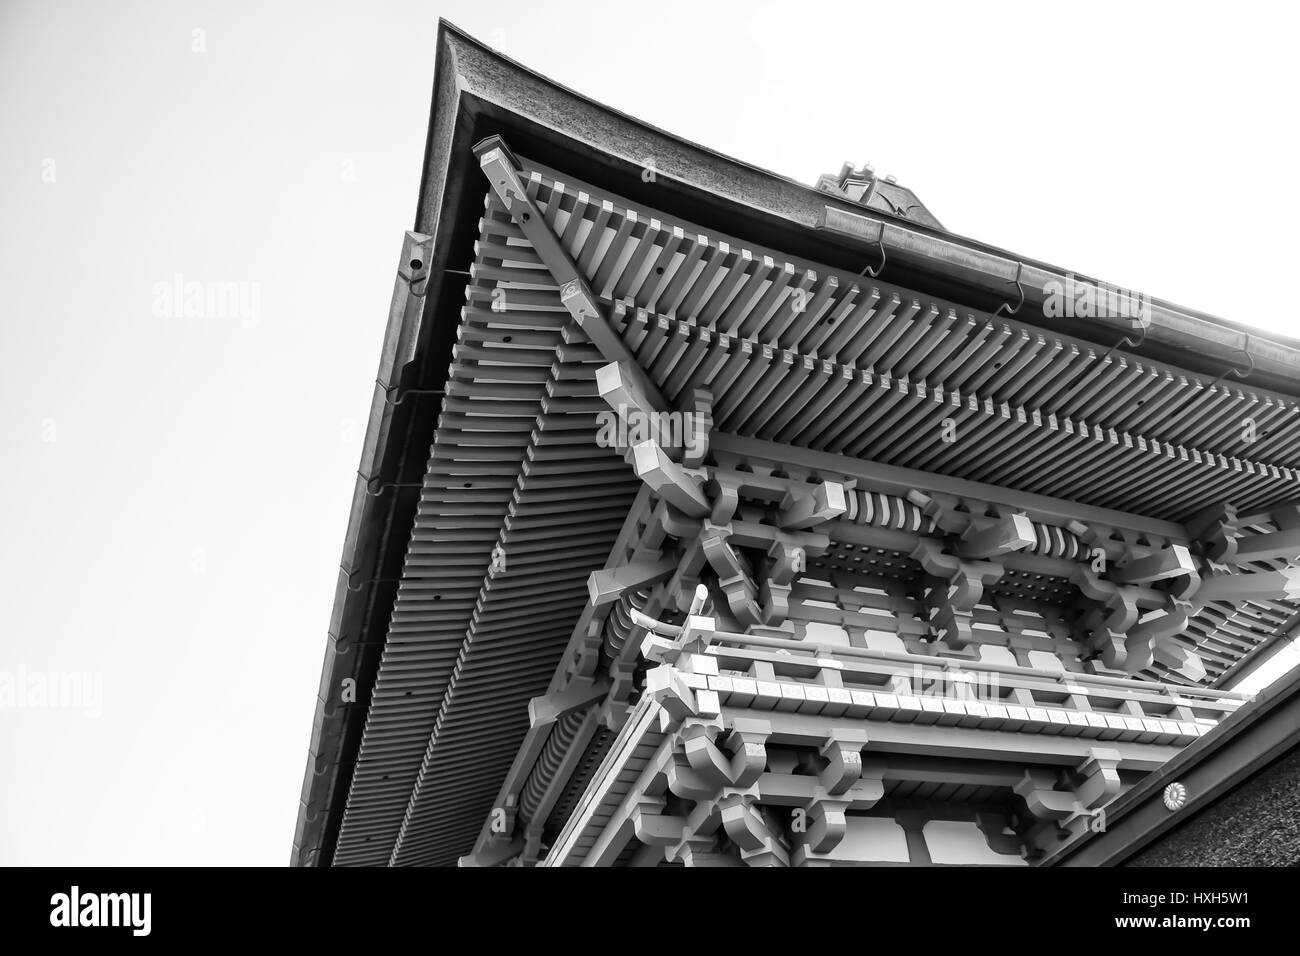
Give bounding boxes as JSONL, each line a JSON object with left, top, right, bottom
{"left": 522, "top": 165, "right": 1300, "bottom": 475}
{"left": 596, "top": 304, "right": 1300, "bottom": 521}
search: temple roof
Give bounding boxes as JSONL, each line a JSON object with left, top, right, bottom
{"left": 293, "top": 20, "right": 1300, "bottom": 867}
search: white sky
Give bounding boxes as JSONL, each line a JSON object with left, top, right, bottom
{"left": 1, "top": 0, "right": 1297, "bottom": 865}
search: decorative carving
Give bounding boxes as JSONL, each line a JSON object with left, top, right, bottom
{"left": 912, "top": 538, "right": 1004, "bottom": 649}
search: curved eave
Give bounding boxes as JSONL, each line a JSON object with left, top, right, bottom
{"left": 432, "top": 21, "right": 1300, "bottom": 395}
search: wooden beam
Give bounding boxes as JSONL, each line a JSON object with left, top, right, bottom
{"left": 476, "top": 137, "right": 667, "bottom": 411}
{"left": 711, "top": 432, "right": 1192, "bottom": 543}
{"left": 631, "top": 440, "right": 710, "bottom": 517}
{"left": 528, "top": 678, "right": 611, "bottom": 727}
{"left": 958, "top": 513, "right": 1036, "bottom": 559}
{"left": 587, "top": 556, "right": 678, "bottom": 607}
{"left": 1113, "top": 544, "right": 1197, "bottom": 584}
{"left": 1233, "top": 526, "right": 1300, "bottom": 564}
{"left": 1196, "top": 566, "right": 1300, "bottom": 602}
{"left": 595, "top": 360, "right": 657, "bottom": 421}
{"left": 721, "top": 705, "right": 1182, "bottom": 771}
{"left": 778, "top": 481, "right": 848, "bottom": 530}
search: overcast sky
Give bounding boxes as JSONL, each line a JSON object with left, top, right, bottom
{"left": 2, "top": 0, "right": 1297, "bottom": 866}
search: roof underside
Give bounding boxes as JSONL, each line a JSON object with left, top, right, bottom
{"left": 295, "top": 22, "right": 1300, "bottom": 868}
{"left": 329, "top": 161, "right": 1300, "bottom": 866}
